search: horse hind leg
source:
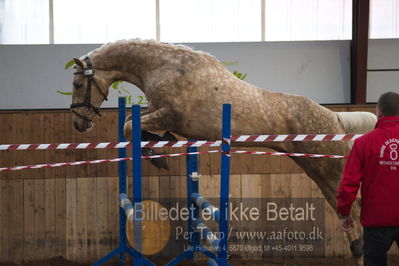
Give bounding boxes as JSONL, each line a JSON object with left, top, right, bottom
{"left": 124, "top": 107, "right": 178, "bottom": 170}
{"left": 124, "top": 107, "right": 172, "bottom": 138}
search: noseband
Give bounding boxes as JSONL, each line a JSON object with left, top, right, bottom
{"left": 70, "top": 56, "right": 108, "bottom": 122}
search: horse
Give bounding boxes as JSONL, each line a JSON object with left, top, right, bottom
{"left": 70, "top": 39, "right": 376, "bottom": 264}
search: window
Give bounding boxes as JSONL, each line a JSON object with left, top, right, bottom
{"left": 1, "top": 0, "right": 399, "bottom": 44}
{"left": 160, "top": 0, "right": 261, "bottom": 42}
{"left": 265, "top": 0, "right": 352, "bottom": 41}
{"left": 53, "top": 0, "right": 156, "bottom": 44}
{"left": 0, "top": 0, "right": 49, "bottom": 44}
{"left": 370, "top": 0, "right": 399, "bottom": 38}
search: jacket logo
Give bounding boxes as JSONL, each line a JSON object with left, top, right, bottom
{"left": 379, "top": 138, "right": 399, "bottom": 171}
{"left": 390, "top": 143, "right": 398, "bottom": 161}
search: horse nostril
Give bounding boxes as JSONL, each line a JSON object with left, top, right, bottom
{"left": 73, "top": 121, "right": 84, "bottom": 132}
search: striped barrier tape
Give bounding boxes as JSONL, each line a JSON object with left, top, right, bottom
{"left": 232, "top": 134, "right": 362, "bottom": 142}
{"left": 0, "top": 134, "right": 362, "bottom": 151}
{"left": 231, "top": 150, "right": 347, "bottom": 159}
{"left": 0, "top": 149, "right": 347, "bottom": 173}
{"left": 0, "top": 141, "right": 222, "bottom": 151}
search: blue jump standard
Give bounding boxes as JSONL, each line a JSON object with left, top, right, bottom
{"left": 166, "top": 104, "right": 232, "bottom": 266}
{"left": 94, "top": 99, "right": 232, "bottom": 265}
{"left": 93, "top": 98, "right": 155, "bottom": 266}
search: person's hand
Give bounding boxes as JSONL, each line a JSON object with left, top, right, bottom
{"left": 339, "top": 216, "right": 354, "bottom": 232}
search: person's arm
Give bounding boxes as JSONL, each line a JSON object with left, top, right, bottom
{"left": 336, "top": 141, "right": 363, "bottom": 231}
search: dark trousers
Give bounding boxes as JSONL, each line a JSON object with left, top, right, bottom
{"left": 363, "top": 227, "right": 399, "bottom": 266}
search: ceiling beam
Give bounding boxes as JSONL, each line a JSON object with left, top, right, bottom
{"left": 350, "top": 0, "right": 370, "bottom": 104}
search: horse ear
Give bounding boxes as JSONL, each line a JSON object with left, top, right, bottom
{"left": 73, "top": 58, "right": 84, "bottom": 68}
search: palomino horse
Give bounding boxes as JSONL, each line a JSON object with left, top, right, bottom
{"left": 70, "top": 39, "right": 376, "bottom": 264}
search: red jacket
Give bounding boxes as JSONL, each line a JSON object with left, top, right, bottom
{"left": 336, "top": 116, "right": 399, "bottom": 227}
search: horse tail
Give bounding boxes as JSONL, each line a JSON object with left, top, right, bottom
{"left": 336, "top": 111, "right": 377, "bottom": 134}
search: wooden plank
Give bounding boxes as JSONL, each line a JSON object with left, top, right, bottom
{"left": 107, "top": 177, "right": 119, "bottom": 251}
{"left": 241, "top": 174, "right": 261, "bottom": 258}
{"left": 0, "top": 114, "right": 11, "bottom": 262}
{"left": 199, "top": 145, "right": 211, "bottom": 176}
{"left": 86, "top": 121, "right": 98, "bottom": 178}
{"left": 169, "top": 176, "right": 184, "bottom": 200}
{"left": 9, "top": 114, "right": 25, "bottom": 263}
{"left": 166, "top": 147, "right": 180, "bottom": 176}
{"left": 239, "top": 148, "right": 256, "bottom": 174}
{"left": 74, "top": 127, "right": 88, "bottom": 178}
{"left": 268, "top": 154, "right": 283, "bottom": 174}
{"left": 43, "top": 112, "right": 55, "bottom": 179}
{"left": 0, "top": 178, "right": 2, "bottom": 261}
{"left": 53, "top": 112, "right": 67, "bottom": 258}
{"left": 34, "top": 178, "right": 46, "bottom": 260}
{"left": 76, "top": 178, "right": 88, "bottom": 263}
{"left": 106, "top": 111, "right": 118, "bottom": 178}
{"left": 270, "top": 173, "right": 289, "bottom": 198}
{"left": 209, "top": 148, "right": 220, "bottom": 175}
{"left": 142, "top": 173, "right": 150, "bottom": 200}
{"left": 45, "top": 178, "right": 56, "bottom": 258}
{"left": 260, "top": 174, "right": 272, "bottom": 198}
{"left": 86, "top": 177, "right": 98, "bottom": 261}
{"left": 210, "top": 174, "right": 220, "bottom": 200}
{"left": 22, "top": 112, "right": 35, "bottom": 182}
{"left": 97, "top": 177, "right": 109, "bottom": 258}
{"left": 55, "top": 178, "right": 66, "bottom": 256}
{"left": 148, "top": 175, "right": 160, "bottom": 200}
{"left": 228, "top": 174, "right": 241, "bottom": 258}
{"left": 198, "top": 175, "right": 211, "bottom": 199}
{"left": 66, "top": 178, "right": 77, "bottom": 261}
{"left": 229, "top": 174, "right": 242, "bottom": 199}
{"left": 65, "top": 111, "right": 77, "bottom": 179}
{"left": 33, "top": 113, "right": 45, "bottom": 180}
{"left": 159, "top": 175, "right": 170, "bottom": 199}
{"left": 54, "top": 113, "right": 66, "bottom": 179}
{"left": 1, "top": 179, "right": 11, "bottom": 262}
{"left": 251, "top": 148, "right": 271, "bottom": 174}
{"left": 241, "top": 174, "right": 261, "bottom": 198}
{"left": 96, "top": 112, "right": 108, "bottom": 178}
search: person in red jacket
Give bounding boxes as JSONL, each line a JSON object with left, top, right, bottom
{"left": 336, "top": 91, "right": 399, "bottom": 266}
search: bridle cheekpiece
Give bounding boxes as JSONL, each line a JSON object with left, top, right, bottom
{"left": 70, "top": 56, "right": 108, "bottom": 122}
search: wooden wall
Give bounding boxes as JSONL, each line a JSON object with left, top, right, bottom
{"left": 1, "top": 105, "right": 397, "bottom": 264}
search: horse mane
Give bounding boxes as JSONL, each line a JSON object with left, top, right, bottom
{"left": 86, "top": 39, "right": 217, "bottom": 62}
{"left": 336, "top": 111, "right": 377, "bottom": 134}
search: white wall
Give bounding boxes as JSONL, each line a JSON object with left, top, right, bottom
{"left": 1, "top": 39, "right": 395, "bottom": 110}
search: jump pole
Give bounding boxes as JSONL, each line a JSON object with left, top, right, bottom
{"left": 93, "top": 98, "right": 155, "bottom": 266}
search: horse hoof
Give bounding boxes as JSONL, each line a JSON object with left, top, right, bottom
{"left": 350, "top": 238, "right": 363, "bottom": 258}
{"left": 125, "top": 114, "right": 132, "bottom": 123}
{"left": 150, "top": 154, "right": 169, "bottom": 170}
{"left": 162, "top": 131, "right": 178, "bottom": 141}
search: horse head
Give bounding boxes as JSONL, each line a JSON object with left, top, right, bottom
{"left": 70, "top": 56, "right": 110, "bottom": 132}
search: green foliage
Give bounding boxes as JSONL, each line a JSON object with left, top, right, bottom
{"left": 112, "top": 80, "right": 123, "bottom": 90}
{"left": 64, "top": 59, "right": 75, "bottom": 70}
{"left": 233, "top": 71, "right": 248, "bottom": 80}
{"left": 56, "top": 90, "right": 72, "bottom": 95}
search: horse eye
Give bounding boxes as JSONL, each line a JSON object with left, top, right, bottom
{"left": 74, "top": 82, "right": 83, "bottom": 89}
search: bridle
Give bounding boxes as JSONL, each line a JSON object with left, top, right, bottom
{"left": 70, "top": 56, "right": 108, "bottom": 122}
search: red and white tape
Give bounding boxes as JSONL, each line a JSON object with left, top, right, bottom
{"left": 0, "top": 149, "right": 346, "bottom": 172}
{"left": 0, "top": 140, "right": 222, "bottom": 151}
{"left": 231, "top": 150, "right": 347, "bottom": 159}
{"left": 0, "top": 150, "right": 219, "bottom": 172}
{"left": 231, "top": 134, "right": 362, "bottom": 143}
{"left": 0, "top": 134, "right": 361, "bottom": 151}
